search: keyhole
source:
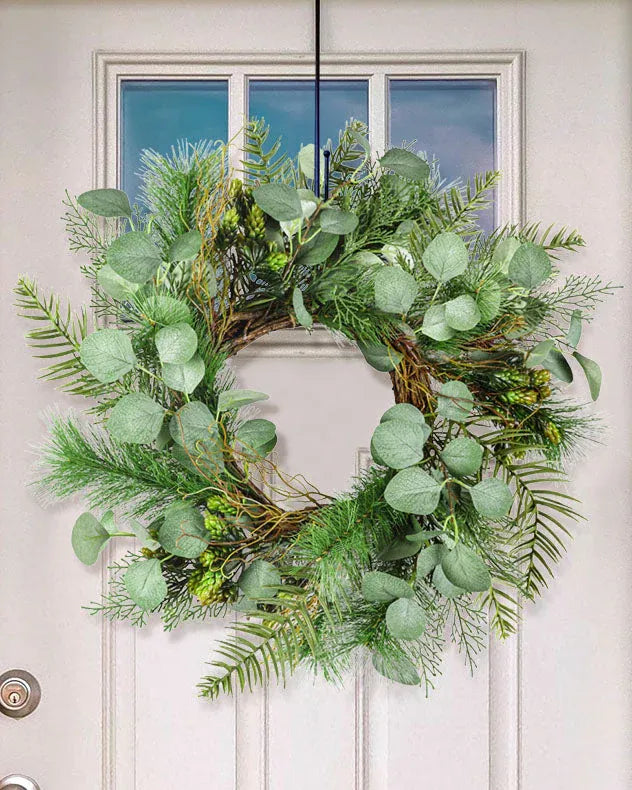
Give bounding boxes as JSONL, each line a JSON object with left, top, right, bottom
{"left": 8, "top": 692, "right": 21, "bottom": 706}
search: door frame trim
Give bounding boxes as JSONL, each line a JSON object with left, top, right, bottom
{"left": 94, "top": 49, "right": 525, "bottom": 790}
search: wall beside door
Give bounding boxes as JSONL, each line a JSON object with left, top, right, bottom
{"left": 1, "top": 1, "right": 630, "bottom": 788}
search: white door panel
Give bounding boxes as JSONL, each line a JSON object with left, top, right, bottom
{"left": 1, "top": 2, "right": 630, "bottom": 788}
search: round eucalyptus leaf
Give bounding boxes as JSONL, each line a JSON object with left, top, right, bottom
{"left": 416, "top": 544, "right": 447, "bottom": 579}
{"left": 441, "top": 544, "right": 491, "bottom": 592}
{"left": 566, "top": 309, "right": 582, "bottom": 348}
{"left": 298, "top": 143, "right": 325, "bottom": 181}
{"left": 380, "top": 402, "right": 426, "bottom": 429}
{"left": 379, "top": 148, "right": 429, "bottom": 182}
{"left": 358, "top": 342, "right": 402, "bottom": 372}
{"left": 370, "top": 419, "right": 426, "bottom": 469}
{"left": 374, "top": 266, "right": 418, "bottom": 314}
{"left": 158, "top": 501, "right": 207, "bottom": 558}
{"left": 292, "top": 286, "right": 313, "bottom": 329}
{"left": 168, "top": 229, "right": 202, "bottom": 262}
{"left": 137, "top": 294, "right": 192, "bottom": 325}
{"left": 476, "top": 281, "right": 503, "bottom": 323}
{"left": 371, "top": 651, "right": 421, "bottom": 686}
{"left": 123, "top": 558, "right": 168, "bottom": 611}
{"left": 437, "top": 381, "right": 474, "bottom": 422}
{"left": 71, "top": 512, "right": 111, "bottom": 565}
{"left": 296, "top": 231, "right": 339, "bottom": 266}
{"left": 422, "top": 232, "right": 468, "bottom": 283}
{"left": 169, "top": 401, "right": 224, "bottom": 474}
{"left": 573, "top": 351, "right": 602, "bottom": 400}
{"left": 239, "top": 560, "right": 281, "bottom": 599}
{"left": 491, "top": 236, "right": 521, "bottom": 273}
{"left": 525, "top": 339, "right": 555, "bottom": 369}
{"left": 155, "top": 322, "right": 198, "bottom": 364}
{"left": 361, "top": 570, "right": 414, "bottom": 603}
{"left": 349, "top": 250, "right": 382, "bottom": 268}
{"left": 107, "top": 393, "right": 165, "bottom": 445}
{"left": 319, "top": 208, "right": 359, "bottom": 235}
{"left": 432, "top": 564, "right": 465, "bottom": 598}
{"left": 236, "top": 418, "right": 277, "bottom": 460}
{"left": 162, "top": 354, "right": 205, "bottom": 394}
{"left": 470, "top": 478, "right": 513, "bottom": 519}
{"left": 253, "top": 183, "right": 302, "bottom": 221}
{"left": 130, "top": 519, "right": 160, "bottom": 551}
{"left": 380, "top": 534, "right": 425, "bottom": 561}
{"left": 79, "top": 328, "right": 136, "bottom": 383}
{"left": 440, "top": 437, "right": 484, "bottom": 477}
{"left": 217, "top": 388, "right": 269, "bottom": 412}
{"left": 380, "top": 244, "right": 414, "bottom": 271}
{"left": 507, "top": 243, "right": 552, "bottom": 289}
{"left": 77, "top": 188, "right": 132, "bottom": 218}
{"left": 444, "top": 294, "right": 481, "bottom": 332}
{"left": 543, "top": 349, "right": 573, "bottom": 384}
{"left": 421, "top": 304, "right": 455, "bottom": 341}
{"left": 106, "top": 231, "right": 163, "bottom": 284}
{"left": 385, "top": 597, "right": 427, "bottom": 640}
{"left": 384, "top": 467, "right": 442, "bottom": 515}
{"left": 96, "top": 264, "right": 139, "bottom": 301}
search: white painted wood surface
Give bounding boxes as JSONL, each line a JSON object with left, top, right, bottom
{"left": 1, "top": 2, "right": 630, "bottom": 788}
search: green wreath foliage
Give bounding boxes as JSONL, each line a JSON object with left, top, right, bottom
{"left": 16, "top": 119, "right": 613, "bottom": 698}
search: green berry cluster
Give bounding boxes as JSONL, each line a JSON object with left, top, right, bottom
{"left": 244, "top": 204, "right": 266, "bottom": 241}
{"left": 543, "top": 421, "right": 562, "bottom": 445}
{"left": 494, "top": 367, "right": 552, "bottom": 407}
{"left": 188, "top": 567, "right": 236, "bottom": 606}
{"left": 266, "top": 250, "right": 289, "bottom": 272}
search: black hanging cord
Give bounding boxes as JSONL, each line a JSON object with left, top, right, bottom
{"left": 314, "top": 0, "right": 322, "bottom": 197}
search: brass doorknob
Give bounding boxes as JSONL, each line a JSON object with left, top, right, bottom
{"left": 0, "top": 776, "right": 40, "bottom": 790}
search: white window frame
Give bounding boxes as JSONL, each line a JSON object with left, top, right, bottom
{"left": 94, "top": 51, "right": 525, "bottom": 790}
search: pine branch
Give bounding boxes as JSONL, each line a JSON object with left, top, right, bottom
{"left": 241, "top": 118, "right": 294, "bottom": 184}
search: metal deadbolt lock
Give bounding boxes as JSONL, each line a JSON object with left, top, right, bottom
{"left": 0, "top": 670, "right": 41, "bottom": 719}
{"left": 0, "top": 776, "right": 41, "bottom": 790}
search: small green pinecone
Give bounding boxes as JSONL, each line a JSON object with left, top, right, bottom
{"left": 543, "top": 421, "right": 562, "bottom": 445}
{"left": 229, "top": 178, "right": 243, "bottom": 200}
{"left": 206, "top": 495, "right": 237, "bottom": 516}
{"left": 538, "top": 384, "right": 552, "bottom": 401}
{"left": 204, "top": 512, "right": 227, "bottom": 541}
{"left": 530, "top": 368, "right": 551, "bottom": 387}
{"left": 494, "top": 368, "right": 531, "bottom": 388}
{"left": 216, "top": 207, "right": 240, "bottom": 248}
{"left": 266, "top": 250, "right": 289, "bottom": 272}
{"left": 188, "top": 568, "right": 235, "bottom": 606}
{"left": 499, "top": 388, "right": 539, "bottom": 406}
{"left": 244, "top": 205, "right": 266, "bottom": 241}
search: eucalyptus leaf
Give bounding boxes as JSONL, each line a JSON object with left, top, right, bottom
{"left": 217, "top": 389, "right": 269, "bottom": 412}
{"left": 380, "top": 534, "right": 425, "bottom": 561}
{"left": 292, "top": 286, "right": 313, "bottom": 328}
{"left": 158, "top": 501, "right": 207, "bottom": 558}
{"left": 96, "top": 264, "right": 139, "bottom": 301}
{"left": 421, "top": 304, "right": 455, "bottom": 341}
{"left": 155, "top": 322, "right": 198, "bottom": 364}
{"left": 432, "top": 564, "right": 465, "bottom": 598}
{"left": 441, "top": 544, "right": 491, "bottom": 592}
{"left": 470, "top": 478, "right": 513, "bottom": 519}
{"left": 361, "top": 570, "right": 414, "bottom": 602}
{"left": 573, "top": 351, "right": 602, "bottom": 400}
{"left": 436, "top": 380, "right": 474, "bottom": 421}
{"left": 525, "top": 339, "right": 555, "bottom": 369}
{"left": 507, "top": 243, "right": 552, "bottom": 289}
{"left": 379, "top": 148, "right": 429, "bottom": 182}
{"left": 416, "top": 544, "right": 447, "bottom": 578}
{"left": 137, "top": 294, "right": 192, "bottom": 325}
{"left": 422, "top": 232, "right": 468, "bottom": 282}
{"left": 385, "top": 597, "right": 427, "bottom": 640}
{"left": 380, "top": 403, "right": 427, "bottom": 429}
{"left": 440, "top": 437, "right": 484, "bottom": 477}
{"left": 79, "top": 328, "right": 136, "bottom": 383}
{"left": 253, "top": 183, "right": 302, "bottom": 221}
{"left": 239, "top": 560, "right": 281, "bottom": 599}
{"left": 371, "top": 651, "right": 421, "bottom": 685}
{"left": 370, "top": 419, "right": 426, "bottom": 469}
{"left": 106, "top": 231, "right": 163, "bottom": 283}
{"left": 169, "top": 401, "right": 224, "bottom": 473}
{"left": 444, "top": 294, "right": 481, "bottom": 331}
{"left": 374, "top": 266, "right": 418, "bottom": 314}
{"left": 491, "top": 236, "right": 521, "bottom": 273}
{"left": 298, "top": 143, "right": 325, "bottom": 181}
{"left": 107, "top": 393, "right": 165, "bottom": 445}
{"left": 349, "top": 250, "right": 382, "bottom": 268}
{"left": 476, "top": 281, "right": 503, "bottom": 322}
{"left": 236, "top": 418, "right": 277, "bottom": 460}
{"left": 162, "top": 354, "right": 205, "bottom": 394}
{"left": 123, "top": 558, "right": 168, "bottom": 611}
{"left": 77, "top": 188, "right": 132, "bottom": 218}
{"left": 319, "top": 208, "right": 359, "bottom": 235}
{"left": 358, "top": 342, "right": 402, "bottom": 372}
{"left": 296, "top": 231, "right": 339, "bottom": 266}
{"left": 168, "top": 229, "right": 202, "bottom": 262}
{"left": 380, "top": 244, "right": 414, "bottom": 271}
{"left": 130, "top": 520, "right": 160, "bottom": 550}
{"left": 384, "top": 467, "right": 442, "bottom": 515}
{"left": 71, "top": 512, "right": 111, "bottom": 565}
{"left": 543, "top": 349, "right": 573, "bottom": 383}
{"left": 566, "top": 309, "right": 582, "bottom": 348}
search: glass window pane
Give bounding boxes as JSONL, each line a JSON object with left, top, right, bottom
{"left": 121, "top": 80, "right": 228, "bottom": 202}
{"left": 389, "top": 79, "right": 496, "bottom": 230}
{"left": 248, "top": 79, "right": 368, "bottom": 160}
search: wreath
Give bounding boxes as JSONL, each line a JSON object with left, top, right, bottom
{"left": 16, "top": 120, "right": 613, "bottom": 699}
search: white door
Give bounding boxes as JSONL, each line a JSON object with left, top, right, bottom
{"left": 1, "top": 2, "right": 630, "bottom": 789}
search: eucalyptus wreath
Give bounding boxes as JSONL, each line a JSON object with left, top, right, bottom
{"left": 16, "top": 119, "right": 612, "bottom": 699}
